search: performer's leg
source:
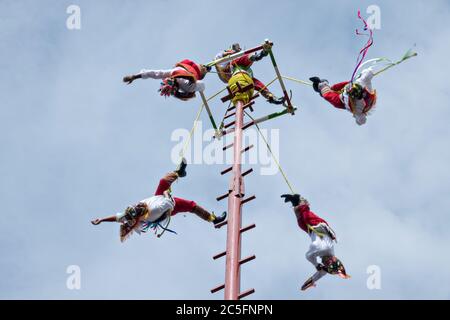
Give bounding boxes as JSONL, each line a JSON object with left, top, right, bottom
{"left": 330, "top": 81, "right": 349, "bottom": 92}
{"left": 305, "top": 233, "right": 330, "bottom": 267}
{"left": 172, "top": 197, "right": 198, "bottom": 216}
{"left": 253, "top": 78, "right": 285, "bottom": 105}
{"left": 154, "top": 172, "right": 178, "bottom": 196}
{"left": 320, "top": 86, "right": 346, "bottom": 110}
{"left": 154, "top": 160, "right": 187, "bottom": 195}
{"left": 232, "top": 55, "right": 253, "bottom": 68}
{"left": 253, "top": 78, "right": 270, "bottom": 96}
{"left": 215, "top": 64, "right": 231, "bottom": 84}
{"left": 172, "top": 197, "right": 227, "bottom": 224}
{"left": 305, "top": 245, "right": 320, "bottom": 267}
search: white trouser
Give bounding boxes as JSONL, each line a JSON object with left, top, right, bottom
{"left": 305, "top": 232, "right": 335, "bottom": 283}
{"left": 305, "top": 231, "right": 335, "bottom": 267}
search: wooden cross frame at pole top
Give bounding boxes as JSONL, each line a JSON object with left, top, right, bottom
{"left": 209, "top": 40, "right": 293, "bottom": 300}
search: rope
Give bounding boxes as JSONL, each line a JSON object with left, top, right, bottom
{"left": 244, "top": 110, "right": 296, "bottom": 194}
{"left": 178, "top": 102, "right": 204, "bottom": 161}
{"left": 218, "top": 100, "right": 233, "bottom": 130}
{"left": 282, "top": 76, "right": 312, "bottom": 86}
{"left": 256, "top": 76, "right": 279, "bottom": 94}
{"left": 178, "top": 87, "right": 229, "bottom": 163}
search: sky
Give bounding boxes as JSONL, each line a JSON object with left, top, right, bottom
{"left": 1, "top": 0, "right": 450, "bottom": 299}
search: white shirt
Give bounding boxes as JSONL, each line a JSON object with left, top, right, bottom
{"left": 342, "top": 68, "right": 375, "bottom": 125}
{"left": 138, "top": 67, "right": 205, "bottom": 93}
{"left": 215, "top": 51, "right": 230, "bottom": 69}
{"left": 116, "top": 195, "right": 175, "bottom": 224}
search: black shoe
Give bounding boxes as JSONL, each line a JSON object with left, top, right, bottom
{"left": 175, "top": 158, "right": 187, "bottom": 178}
{"left": 309, "top": 77, "right": 322, "bottom": 93}
{"left": 281, "top": 194, "right": 301, "bottom": 207}
{"left": 268, "top": 96, "right": 286, "bottom": 105}
{"left": 213, "top": 211, "right": 227, "bottom": 225}
{"left": 309, "top": 77, "right": 328, "bottom": 93}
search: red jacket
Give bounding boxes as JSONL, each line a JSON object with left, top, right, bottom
{"left": 295, "top": 204, "right": 328, "bottom": 234}
{"left": 231, "top": 54, "right": 253, "bottom": 69}
{"left": 173, "top": 59, "right": 205, "bottom": 81}
{"left": 330, "top": 81, "right": 377, "bottom": 113}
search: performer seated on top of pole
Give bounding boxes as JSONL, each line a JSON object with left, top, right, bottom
{"left": 91, "top": 159, "right": 227, "bottom": 242}
{"left": 123, "top": 59, "right": 211, "bottom": 101}
{"left": 214, "top": 43, "right": 285, "bottom": 105}
{"left": 309, "top": 67, "right": 377, "bottom": 126}
{"left": 281, "top": 194, "right": 350, "bottom": 291}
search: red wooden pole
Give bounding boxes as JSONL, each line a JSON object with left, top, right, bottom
{"left": 224, "top": 99, "right": 245, "bottom": 300}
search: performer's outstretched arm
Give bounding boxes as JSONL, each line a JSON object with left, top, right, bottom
{"left": 123, "top": 69, "right": 173, "bottom": 84}
{"left": 91, "top": 215, "right": 117, "bottom": 225}
{"left": 138, "top": 69, "right": 173, "bottom": 79}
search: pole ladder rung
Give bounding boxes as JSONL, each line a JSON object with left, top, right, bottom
{"left": 250, "top": 93, "right": 260, "bottom": 101}
{"left": 224, "top": 121, "right": 235, "bottom": 129}
{"left": 211, "top": 284, "right": 225, "bottom": 294}
{"left": 227, "top": 105, "right": 236, "bottom": 112}
{"left": 241, "top": 195, "right": 256, "bottom": 205}
{"left": 240, "top": 223, "right": 255, "bottom": 233}
{"left": 213, "top": 250, "right": 227, "bottom": 260}
{"left": 242, "top": 121, "right": 255, "bottom": 131}
{"left": 214, "top": 220, "right": 228, "bottom": 229}
{"left": 242, "top": 168, "right": 253, "bottom": 177}
{"left": 239, "top": 255, "right": 256, "bottom": 265}
{"left": 216, "top": 191, "right": 231, "bottom": 201}
{"left": 219, "top": 127, "right": 235, "bottom": 138}
{"left": 221, "top": 95, "right": 233, "bottom": 103}
{"left": 242, "top": 100, "right": 255, "bottom": 111}
{"left": 222, "top": 143, "right": 234, "bottom": 151}
{"left": 224, "top": 112, "right": 236, "bottom": 120}
{"left": 243, "top": 102, "right": 255, "bottom": 113}
{"left": 241, "top": 144, "right": 254, "bottom": 154}
{"left": 238, "top": 288, "right": 255, "bottom": 300}
{"left": 221, "top": 166, "right": 233, "bottom": 175}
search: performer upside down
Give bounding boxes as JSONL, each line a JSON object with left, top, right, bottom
{"left": 91, "top": 159, "right": 227, "bottom": 242}
{"left": 281, "top": 194, "right": 350, "bottom": 291}
{"left": 123, "top": 59, "right": 211, "bottom": 101}
{"left": 309, "top": 67, "right": 377, "bottom": 126}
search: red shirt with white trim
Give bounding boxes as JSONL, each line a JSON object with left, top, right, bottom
{"left": 294, "top": 203, "right": 328, "bottom": 233}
